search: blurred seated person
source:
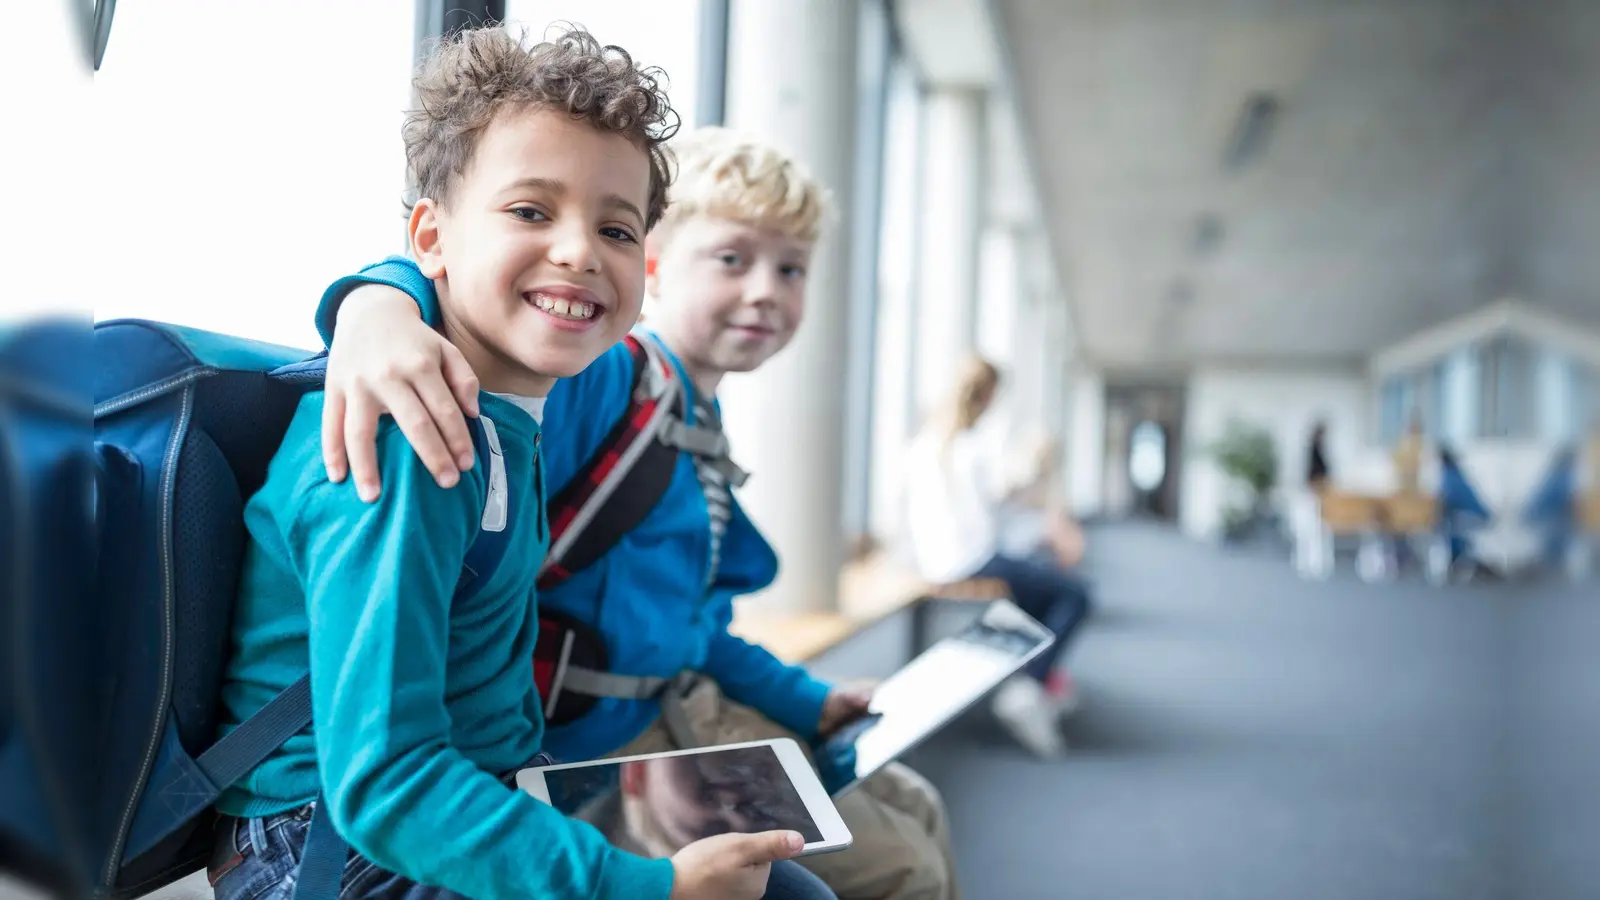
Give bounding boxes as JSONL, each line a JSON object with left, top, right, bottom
{"left": 995, "top": 433, "right": 1089, "bottom": 569}
{"left": 1438, "top": 446, "right": 1493, "bottom": 570}
{"left": 903, "top": 356, "right": 1091, "bottom": 759}
{"left": 1525, "top": 446, "right": 1578, "bottom": 567}
{"left": 1394, "top": 410, "right": 1426, "bottom": 494}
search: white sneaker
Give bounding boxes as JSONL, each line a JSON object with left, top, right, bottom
{"left": 991, "top": 677, "right": 1068, "bottom": 759}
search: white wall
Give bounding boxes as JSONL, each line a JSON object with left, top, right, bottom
{"left": 1180, "top": 365, "right": 1370, "bottom": 539}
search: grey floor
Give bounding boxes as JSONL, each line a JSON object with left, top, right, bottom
{"left": 903, "top": 521, "right": 1599, "bottom": 900}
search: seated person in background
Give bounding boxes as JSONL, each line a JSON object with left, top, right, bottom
{"left": 1525, "top": 446, "right": 1579, "bottom": 567}
{"left": 993, "top": 434, "right": 1088, "bottom": 570}
{"left": 1438, "top": 446, "right": 1493, "bottom": 569}
{"left": 1394, "top": 410, "right": 1426, "bottom": 494}
{"left": 903, "top": 356, "right": 1091, "bottom": 760}
{"left": 210, "top": 26, "right": 815, "bottom": 900}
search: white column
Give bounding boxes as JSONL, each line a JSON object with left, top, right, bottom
{"left": 715, "top": 0, "right": 858, "bottom": 614}
{"left": 913, "top": 88, "right": 987, "bottom": 416}
{"left": 1000, "top": 289, "right": 1041, "bottom": 442}
{"left": 1041, "top": 298, "right": 1070, "bottom": 440}
{"left": 1069, "top": 368, "right": 1107, "bottom": 517}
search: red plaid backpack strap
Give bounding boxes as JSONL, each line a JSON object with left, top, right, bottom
{"left": 537, "top": 334, "right": 683, "bottom": 589}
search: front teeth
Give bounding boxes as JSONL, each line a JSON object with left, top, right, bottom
{"left": 531, "top": 293, "right": 597, "bottom": 320}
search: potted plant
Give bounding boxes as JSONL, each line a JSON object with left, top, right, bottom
{"left": 1206, "top": 419, "right": 1279, "bottom": 542}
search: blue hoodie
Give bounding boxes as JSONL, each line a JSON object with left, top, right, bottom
{"left": 318, "top": 258, "right": 832, "bottom": 762}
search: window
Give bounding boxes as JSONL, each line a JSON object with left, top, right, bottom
{"left": 92, "top": 1, "right": 414, "bottom": 349}
{"left": 1379, "top": 375, "right": 1411, "bottom": 445}
{"left": 1437, "top": 347, "right": 1480, "bottom": 445}
{"left": 840, "top": 0, "right": 895, "bottom": 540}
{"left": 1481, "top": 334, "right": 1534, "bottom": 439}
{"left": 866, "top": 48, "right": 925, "bottom": 540}
{"left": 1128, "top": 420, "right": 1167, "bottom": 492}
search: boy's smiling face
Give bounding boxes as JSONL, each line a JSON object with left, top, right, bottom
{"left": 646, "top": 216, "right": 813, "bottom": 388}
{"left": 410, "top": 105, "right": 652, "bottom": 396}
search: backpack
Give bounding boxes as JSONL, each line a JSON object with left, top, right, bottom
{"left": 531, "top": 332, "right": 748, "bottom": 727}
{"left": 21, "top": 319, "right": 510, "bottom": 900}
{"left": 1, "top": 319, "right": 97, "bottom": 898}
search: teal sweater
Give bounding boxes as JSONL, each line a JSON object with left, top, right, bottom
{"left": 213, "top": 392, "right": 673, "bottom": 900}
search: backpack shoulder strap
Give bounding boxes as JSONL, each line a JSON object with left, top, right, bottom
{"left": 460, "top": 414, "right": 512, "bottom": 594}
{"left": 538, "top": 334, "right": 682, "bottom": 589}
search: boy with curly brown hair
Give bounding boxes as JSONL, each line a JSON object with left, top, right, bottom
{"left": 208, "top": 26, "right": 821, "bottom": 900}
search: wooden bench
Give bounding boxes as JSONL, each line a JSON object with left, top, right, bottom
{"left": 729, "top": 555, "right": 1009, "bottom": 665}
{"left": 1583, "top": 490, "right": 1600, "bottom": 533}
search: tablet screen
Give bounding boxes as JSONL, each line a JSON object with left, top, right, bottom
{"left": 542, "top": 744, "right": 824, "bottom": 852}
{"left": 820, "top": 600, "right": 1054, "bottom": 791}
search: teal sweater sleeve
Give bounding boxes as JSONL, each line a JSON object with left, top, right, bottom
{"left": 316, "top": 255, "right": 440, "bottom": 346}
{"left": 290, "top": 421, "right": 672, "bottom": 900}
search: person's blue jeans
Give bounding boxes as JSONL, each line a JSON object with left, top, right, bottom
{"left": 208, "top": 805, "right": 839, "bottom": 900}
{"left": 972, "top": 552, "right": 1092, "bottom": 682}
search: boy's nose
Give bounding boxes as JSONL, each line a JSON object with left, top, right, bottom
{"left": 742, "top": 266, "right": 781, "bottom": 305}
{"left": 548, "top": 223, "right": 602, "bottom": 273}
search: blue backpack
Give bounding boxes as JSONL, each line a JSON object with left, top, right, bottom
{"left": 12, "top": 319, "right": 508, "bottom": 900}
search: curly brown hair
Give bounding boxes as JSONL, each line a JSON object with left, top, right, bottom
{"left": 403, "top": 23, "right": 678, "bottom": 229}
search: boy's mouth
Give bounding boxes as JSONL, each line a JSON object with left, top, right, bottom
{"left": 526, "top": 289, "right": 601, "bottom": 323}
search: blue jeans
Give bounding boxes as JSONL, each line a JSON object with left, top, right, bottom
{"left": 208, "top": 804, "right": 838, "bottom": 900}
{"left": 973, "top": 552, "right": 1092, "bottom": 682}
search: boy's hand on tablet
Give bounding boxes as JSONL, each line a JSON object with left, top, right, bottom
{"left": 817, "top": 687, "right": 873, "bottom": 738}
{"left": 322, "top": 284, "right": 480, "bottom": 502}
{"left": 669, "top": 830, "right": 804, "bottom": 900}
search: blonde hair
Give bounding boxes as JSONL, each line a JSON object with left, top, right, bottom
{"left": 654, "top": 127, "right": 831, "bottom": 241}
{"left": 936, "top": 356, "right": 1001, "bottom": 447}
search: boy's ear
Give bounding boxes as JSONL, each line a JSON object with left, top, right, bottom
{"left": 409, "top": 199, "right": 447, "bottom": 280}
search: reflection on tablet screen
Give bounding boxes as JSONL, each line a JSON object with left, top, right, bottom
{"left": 544, "top": 745, "right": 823, "bottom": 858}
{"left": 821, "top": 603, "right": 1053, "bottom": 786}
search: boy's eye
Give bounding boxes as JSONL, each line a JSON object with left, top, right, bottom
{"left": 717, "top": 252, "right": 743, "bottom": 267}
{"left": 780, "top": 263, "right": 807, "bottom": 280}
{"left": 510, "top": 207, "right": 548, "bottom": 223}
{"left": 601, "top": 226, "right": 638, "bottom": 244}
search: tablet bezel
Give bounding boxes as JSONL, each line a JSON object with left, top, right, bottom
{"left": 516, "top": 736, "right": 853, "bottom": 857}
{"left": 827, "top": 597, "right": 1056, "bottom": 797}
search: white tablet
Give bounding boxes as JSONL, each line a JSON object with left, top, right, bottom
{"left": 818, "top": 598, "right": 1056, "bottom": 796}
{"left": 516, "top": 737, "right": 853, "bottom": 858}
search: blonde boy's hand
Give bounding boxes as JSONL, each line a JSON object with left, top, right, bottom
{"left": 816, "top": 687, "right": 873, "bottom": 738}
{"left": 322, "top": 285, "right": 481, "bottom": 501}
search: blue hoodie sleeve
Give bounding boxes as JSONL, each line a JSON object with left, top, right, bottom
{"left": 699, "top": 496, "right": 832, "bottom": 740}
{"left": 315, "top": 256, "right": 440, "bottom": 348}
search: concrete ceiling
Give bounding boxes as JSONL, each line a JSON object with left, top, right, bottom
{"left": 993, "top": 0, "right": 1600, "bottom": 371}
